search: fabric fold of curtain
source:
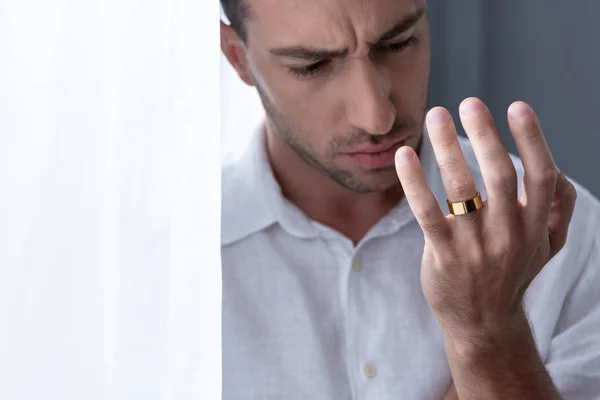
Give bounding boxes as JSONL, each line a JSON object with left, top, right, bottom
{"left": 0, "top": 1, "right": 221, "bottom": 399}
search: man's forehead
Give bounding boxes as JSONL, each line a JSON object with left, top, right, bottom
{"left": 246, "top": 0, "right": 424, "bottom": 47}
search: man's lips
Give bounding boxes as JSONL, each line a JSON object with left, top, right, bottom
{"left": 346, "top": 138, "right": 407, "bottom": 155}
{"left": 345, "top": 138, "right": 407, "bottom": 169}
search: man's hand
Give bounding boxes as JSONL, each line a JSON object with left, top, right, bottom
{"left": 395, "top": 98, "right": 577, "bottom": 399}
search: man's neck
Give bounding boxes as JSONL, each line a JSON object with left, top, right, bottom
{"left": 264, "top": 124, "right": 406, "bottom": 245}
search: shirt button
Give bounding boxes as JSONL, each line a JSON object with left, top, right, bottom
{"left": 362, "top": 363, "right": 376, "bottom": 379}
{"left": 352, "top": 257, "right": 362, "bottom": 272}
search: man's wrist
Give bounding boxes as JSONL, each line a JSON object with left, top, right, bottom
{"left": 440, "top": 310, "right": 560, "bottom": 399}
{"left": 441, "top": 309, "right": 534, "bottom": 362}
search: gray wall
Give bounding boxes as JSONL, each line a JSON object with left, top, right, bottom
{"left": 428, "top": 1, "right": 600, "bottom": 196}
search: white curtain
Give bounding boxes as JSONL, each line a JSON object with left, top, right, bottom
{"left": 0, "top": 0, "right": 221, "bottom": 399}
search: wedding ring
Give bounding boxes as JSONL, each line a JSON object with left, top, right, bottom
{"left": 447, "top": 192, "right": 484, "bottom": 215}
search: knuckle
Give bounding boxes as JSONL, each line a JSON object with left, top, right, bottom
{"left": 438, "top": 249, "right": 461, "bottom": 267}
{"left": 532, "top": 168, "right": 558, "bottom": 189}
{"left": 404, "top": 176, "right": 420, "bottom": 188}
{"left": 488, "top": 171, "right": 518, "bottom": 198}
{"left": 482, "top": 148, "right": 503, "bottom": 164}
{"left": 421, "top": 221, "right": 447, "bottom": 239}
{"left": 473, "top": 124, "right": 496, "bottom": 140}
{"left": 489, "top": 170, "right": 517, "bottom": 187}
{"left": 415, "top": 207, "right": 434, "bottom": 222}
{"left": 485, "top": 222, "right": 524, "bottom": 263}
{"left": 448, "top": 175, "right": 475, "bottom": 199}
{"left": 439, "top": 155, "right": 462, "bottom": 173}
{"left": 492, "top": 236, "right": 518, "bottom": 259}
{"left": 415, "top": 208, "right": 446, "bottom": 237}
{"left": 423, "top": 223, "right": 447, "bottom": 239}
{"left": 521, "top": 129, "right": 542, "bottom": 144}
{"left": 437, "top": 137, "right": 459, "bottom": 150}
{"left": 468, "top": 246, "right": 487, "bottom": 266}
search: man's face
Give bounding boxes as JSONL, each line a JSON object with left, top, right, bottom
{"left": 240, "top": 0, "right": 431, "bottom": 193}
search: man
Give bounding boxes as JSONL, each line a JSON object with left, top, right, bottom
{"left": 220, "top": 0, "right": 600, "bottom": 398}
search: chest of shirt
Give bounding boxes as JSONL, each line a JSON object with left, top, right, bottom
{"left": 222, "top": 219, "right": 577, "bottom": 400}
{"left": 222, "top": 225, "right": 458, "bottom": 399}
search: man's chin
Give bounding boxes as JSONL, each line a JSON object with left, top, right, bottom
{"left": 332, "top": 168, "right": 401, "bottom": 193}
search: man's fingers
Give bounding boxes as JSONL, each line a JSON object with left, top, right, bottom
{"left": 426, "top": 107, "right": 479, "bottom": 229}
{"left": 395, "top": 145, "right": 450, "bottom": 242}
{"left": 508, "top": 101, "right": 559, "bottom": 232}
{"left": 548, "top": 172, "right": 577, "bottom": 258}
{"left": 458, "top": 98, "right": 519, "bottom": 222}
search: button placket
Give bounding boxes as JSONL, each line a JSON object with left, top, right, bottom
{"left": 345, "top": 248, "right": 362, "bottom": 395}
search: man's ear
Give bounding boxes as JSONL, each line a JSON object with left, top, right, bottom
{"left": 220, "top": 21, "right": 254, "bottom": 86}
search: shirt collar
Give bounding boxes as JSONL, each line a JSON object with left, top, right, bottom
{"left": 221, "top": 124, "right": 319, "bottom": 246}
{"left": 221, "top": 122, "right": 446, "bottom": 246}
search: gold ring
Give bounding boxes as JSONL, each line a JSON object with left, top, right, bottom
{"left": 447, "top": 192, "right": 484, "bottom": 215}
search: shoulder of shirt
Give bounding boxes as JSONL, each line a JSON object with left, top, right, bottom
{"left": 456, "top": 135, "right": 600, "bottom": 261}
{"left": 221, "top": 147, "right": 277, "bottom": 248}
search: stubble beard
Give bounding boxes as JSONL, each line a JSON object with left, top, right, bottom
{"left": 255, "top": 82, "right": 429, "bottom": 194}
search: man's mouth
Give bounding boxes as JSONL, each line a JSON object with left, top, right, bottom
{"left": 345, "top": 138, "right": 407, "bottom": 169}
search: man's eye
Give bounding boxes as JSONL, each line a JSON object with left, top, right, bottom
{"left": 382, "top": 36, "right": 418, "bottom": 52}
{"left": 287, "top": 37, "right": 417, "bottom": 79}
{"left": 289, "top": 60, "right": 330, "bottom": 78}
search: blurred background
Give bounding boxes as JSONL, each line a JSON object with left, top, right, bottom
{"left": 221, "top": 1, "right": 600, "bottom": 197}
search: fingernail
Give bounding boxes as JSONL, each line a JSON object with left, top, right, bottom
{"left": 508, "top": 102, "right": 533, "bottom": 120}
{"left": 459, "top": 98, "right": 487, "bottom": 116}
{"left": 395, "top": 147, "right": 412, "bottom": 165}
{"left": 427, "top": 108, "right": 452, "bottom": 126}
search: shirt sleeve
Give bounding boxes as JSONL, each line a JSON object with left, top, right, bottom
{"left": 545, "top": 232, "right": 600, "bottom": 399}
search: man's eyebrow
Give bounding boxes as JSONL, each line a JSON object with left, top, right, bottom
{"left": 268, "top": 7, "right": 426, "bottom": 61}
{"left": 269, "top": 46, "right": 348, "bottom": 61}
{"left": 375, "top": 7, "right": 426, "bottom": 44}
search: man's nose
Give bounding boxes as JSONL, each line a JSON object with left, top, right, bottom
{"left": 345, "top": 60, "right": 396, "bottom": 136}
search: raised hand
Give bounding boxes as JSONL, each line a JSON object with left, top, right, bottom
{"left": 395, "top": 98, "right": 576, "bottom": 399}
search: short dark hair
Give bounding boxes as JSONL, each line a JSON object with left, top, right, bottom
{"left": 220, "top": 0, "right": 250, "bottom": 42}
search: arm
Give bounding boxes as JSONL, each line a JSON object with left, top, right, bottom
{"left": 443, "top": 310, "right": 560, "bottom": 399}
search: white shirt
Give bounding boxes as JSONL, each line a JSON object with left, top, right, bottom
{"left": 221, "top": 125, "right": 600, "bottom": 400}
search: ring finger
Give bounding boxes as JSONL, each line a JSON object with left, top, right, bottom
{"left": 426, "top": 107, "right": 480, "bottom": 227}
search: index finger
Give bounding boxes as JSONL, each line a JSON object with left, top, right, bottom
{"left": 395, "top": 145, "right": 450, "bottom": 242}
